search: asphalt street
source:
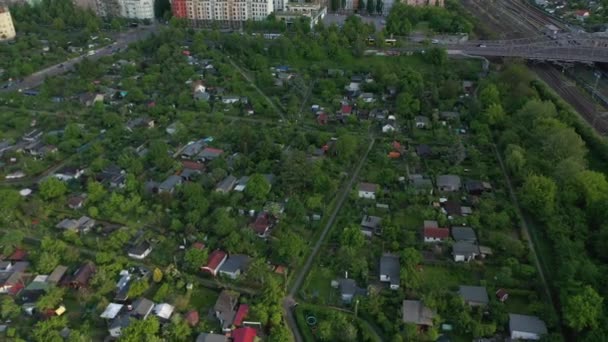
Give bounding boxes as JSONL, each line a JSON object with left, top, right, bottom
{"left": 1, "top": 25, "right": 159, "bottom": 93}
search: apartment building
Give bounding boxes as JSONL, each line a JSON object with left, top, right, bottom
{"left": 0, "top": 7, "right": 16, "bottom": 41}
{"left": 172, "top": 0, "right": 273, "bottom": 22}
{"left": 405, "top": 0, "right": 444, "bottom": 6}
{"left": 119, "top": 0, "right": 154, "bottom": 19}
{"left": 275, "top": 2, "right": 327, "bottom": 29}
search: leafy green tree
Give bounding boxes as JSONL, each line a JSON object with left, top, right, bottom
{"left": 484, "top": 103, "right": 506, "bottom": 127}
{"left": 36, "top": 287, "right": 66, "bottom": 310}
{"left": 184, "top": 247, "right": 208, "bottom": 271}
{"left": 148, "top": 140, "right": 174, "bottom": 172}
{"left": 335, "top": 134, "right": 357, "bottom": 162}
{"left": 274, "top": 231, "right": 306, "bottom": 267}
{"left": 127, "top": 278, "right": 149, "bottom": 298}
{"left": 32, "top": 316, "right": 67, "bottom": 342}
{"left": 564, "top": 285, "right": 603, "bottom": 331}
{"left": 376, "top": 0, "right": 384, "bottom": 14}
{"left": 505, "top": 145, "right": 526, "bottom": 175}
{"left": 367, "top": 0, "right": 375, "bottom": 14}
{"left": 400, "top": 248, "right": 422, "bottom": 290}
{"left": 340, "top": 226, "right": 365, "bottom": 249}
{"left": 574, "top": 170, "right": 608, "bottom": 206}
{"left": 519, "top": 174, "right": 556, "bottom": 221}
{"left": 427, "top": 47, "right": 447, "bottom": 66}
{"left": 153, "top": 268, "right": 163, "bottom": 283}
{"left": 0, "top": 297, "right": 20, "bottom": 319}
{"left": 121, "top": 316, "right": 160, "bottom": 342}
{"left": 166, "top": 314, "right": 192, "bottom": 341}
{"left": 396, "top": 92, "right": 420, "bottom": 120}
{"left": 0, "top": 230, "right": 24, "bottom": 256}
{"left": 87, "top": 180, "right": 106, "bottom": 204}
{"left": 36, "top": 251, "right": 60, "bottom": 274}
{"left": 39, "top": 177, "right": 67, "bottom": 200}
{"left": 479, "top": 84, "right": 500, "bottom": 108}
{"left": 245, "top": 174, "right": 271, "bottom": 201}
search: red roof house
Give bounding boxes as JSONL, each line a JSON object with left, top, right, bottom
{"left": 233, "top": 304, "right": 249, "bottom": 326}
{"left": 423, "top": 227, "right": 450, "bottom": 243}
{"left": 317, "top": 112, "right": 328, "bottom": 125}
{"left": 341, "top": 105, "right": 353, "bottom": 115}
{"left": 250, "top": 212, "right": 273, "bottom": 238}
{"left": 192, "top": 242, "right": 205, "bottom": 250}
{"left": 232, "top": 327, "right": 256, "bottom": 342}
{"left": 185, "top": 310, "right": 200, "bottom": 327}
{"left": 8, "top": 248, "right": 27, "bottom": 261}
{"left": 201, "top": 250, "right": 227, "bottom": 276}
{"left": 181, "top": 160, "right": 205, "bottom": 171}
{"left": 0, "top": 272, "right": 24, "bottom": 295}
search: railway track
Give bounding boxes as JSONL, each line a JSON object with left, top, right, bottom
{"left": 464, "top": 0, "right": 608, "bottom": 135}
{"left": 532, "top": 65, "right": 608, "bottom": 134}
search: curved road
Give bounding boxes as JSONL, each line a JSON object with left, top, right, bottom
{"left": 1, "top": 25, "right": 159, "bottom": 93}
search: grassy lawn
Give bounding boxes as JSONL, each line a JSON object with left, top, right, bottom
{"left": 188, "top": 287, "right": 219, "bottom": 312}
{"left": 300, "top": 266, "right": 336, "bottom": 304}
{"left": 419, "top": 265, "right": 478, "bottom": 292}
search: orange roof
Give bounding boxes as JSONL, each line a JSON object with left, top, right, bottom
{"left": 388, "top": 151, "right": 401, "bottom": 159}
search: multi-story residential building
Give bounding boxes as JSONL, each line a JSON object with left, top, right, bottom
{"left": 275, "top": 2, "right": 326, "bottom": 29}
{"left": 0, "top": 7, "right": 16, "bottom": 41}
{"left": 172, "top": 0, "right": 273, "bottom": 22}
{"left": 405, "top": 0, "right": 444, "bottom": 6}
{"left": 273, "top": 0, "right": 285, "bottom": 11}
{"left": 119, "top": 0, "right": 154, "bottom": 19}
{"left": 73, "top": 0, "right": 97, "bottom": 10}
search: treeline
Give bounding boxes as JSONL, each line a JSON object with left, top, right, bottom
{"left": 9, "top": 0, "right": 102, "bottom": 33}
{"left": 386, "top": 2, "right": 473, "bottom": 36}
{"left": 475, "top": 63, "right": 607, "bottom": 341}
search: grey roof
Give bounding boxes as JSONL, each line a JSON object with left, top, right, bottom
{"left": 451, "top": 227, "right": 477, "bottom": 242}
{"left": 440, "top": 111, "right": 460, "bottom": 120}
{"left": 214, "top": 290, "right": 239, "bottom": 329}
{"left": 47, "top": 265, "right": 68, "bottom": 284}
{"left": 218, "top": 255, "right": 250, "bottom": 274}
{"left": 194, "top": 91, "right": 211, "bottom": 101}
{"left": 131, "top": 298, "right": 154, "bottom": 319}
{"left": 109, "top": 314, "right": 131, "bottom": 330}
{"left": 196, "top": 333, "right": 228, "bottom": 342}
{"left": 159, "top": 175, "right": 182, "bottom": 191}
{"left": 128, "top": 241, "right": 151, "bottom": 256}
{"left": 458, "top": 286, "right": 489, "bottom": 305}
{"left": 359, "top": 182, "right": 378, "bottom": 193}
{"left": 424, "top": 220, "right": 439, "bottom": 228}
{"left": 216, "top": 175, "right": 237, "bottom": 192}
{"left": 414, "top": 116, "right": 430, "bottom": 125}
{"left": 410, "top": 174, "right": 433, "bottom": 189}
{"left": 339, "top": 278, "right": 357, "bottom": 296}
{"left": 452, "top": 241, "right": 480, "bottom": 256}
{"left": 437, "top": 175, "right": 461, "bottom": 190}
{"left": 361, "top": 215, "right": 382, "bottom": 229}
{"left": 380, "top": 254, "right": 400, "bottom": 286}
{"left": 509, "top": 314, "right": 548, "bottom": 335}
{"left": 197, "top": 147, "right": 223, "bottom": 161}
{"left": 402, "top": 300, "right": 434, "bottom": 326}
{"left": 181, "top": 140, "right": 206, "bottom": 158}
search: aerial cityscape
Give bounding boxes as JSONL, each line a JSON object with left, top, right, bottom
{"left": 0, "top": 0, "right": 606, "bottom": 341}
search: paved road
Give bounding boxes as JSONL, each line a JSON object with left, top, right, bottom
{"left": 1, "top": 25, "right": 159, "bottom": 93}
{"left": 283, "top": 136, "right": 376, "bottom": 342}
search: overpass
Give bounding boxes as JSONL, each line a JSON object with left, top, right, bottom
{"left": 392, "top": 34, "right": 608, "bottom": 63}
